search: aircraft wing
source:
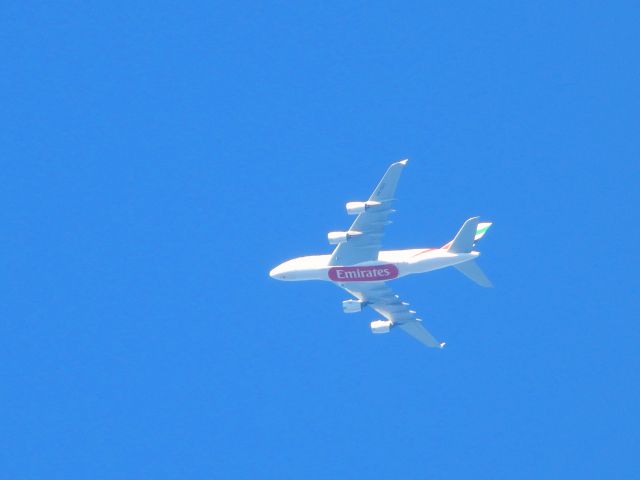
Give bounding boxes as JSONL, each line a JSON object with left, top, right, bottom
{"left": 341, "top": 281, "right": 445, "bottom": 348}
{"left": 328, "top": 160, "right": 408, "bottom": 266}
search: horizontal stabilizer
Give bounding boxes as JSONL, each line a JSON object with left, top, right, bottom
{"left": 454, "top": 260, "right": 493, "bottom": 288}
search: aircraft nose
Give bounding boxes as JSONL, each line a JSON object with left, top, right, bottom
{"left": 269, "top": 265, "right": 285, "bottom": 280}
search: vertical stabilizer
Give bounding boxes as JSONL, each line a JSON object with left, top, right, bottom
{"left": 448, "top": 217, "right": 480, "bottom": 253}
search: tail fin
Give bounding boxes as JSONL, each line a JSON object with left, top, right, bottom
{"left": 448, "top": 217, "right": 480, "bottom": 253}
{"left": 443, "top": 218, "right": 493, "bottom": 252}
{"left": 454, "top": 260, "right": 493, "bottom": 287}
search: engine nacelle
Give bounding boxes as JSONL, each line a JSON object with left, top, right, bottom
{"left": 346, "top": 201, "right": 382, "bottom": 215}
{"left": 327, "top": 230, "right": 363, "bottom": 245}
{"left": 370, "top": 319, "right": 393, "bottom": 334}
{"left": 342, "top": 299, "right": 364, "bottom": 313}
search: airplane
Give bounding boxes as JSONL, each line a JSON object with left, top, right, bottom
{"left": 269, "top": 160, "right": 492, "bottom": 348}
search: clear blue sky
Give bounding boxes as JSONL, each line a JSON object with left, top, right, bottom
{"left": 2, "top": 2, "right": 639, "bottom": 479}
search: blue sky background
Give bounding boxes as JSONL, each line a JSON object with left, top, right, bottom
{"left": 2, "top": 2, "right": 639, "bottom": 479}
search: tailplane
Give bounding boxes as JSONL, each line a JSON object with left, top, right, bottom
{"left": 454, "top": 260, "right": 493, "bottom": 287}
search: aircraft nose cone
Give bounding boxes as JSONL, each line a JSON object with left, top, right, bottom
{"left": 269, "top": 265, "right": 285, "bottom": 279}
{"left": 269, "top": 261, "right": 293, "bottom": 280}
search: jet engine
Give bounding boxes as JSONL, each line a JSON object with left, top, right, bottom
{"left": 342, "top": 299, "right": 364, "bottom": 313}
{"left": 327, "top": 230, "right": 363, "bottom": 245}
{"left": 345, "top": 201, "right": 381, "bottom": 215}
{"left": 370, "top": 319, "right": 393, "bottom": 334}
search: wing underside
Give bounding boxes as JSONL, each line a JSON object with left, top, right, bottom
{"left": 329, "top": 160, "right": 408, "bottom": 266}
{"left": 341, "top": 282, "right": 444, "bottom": 348}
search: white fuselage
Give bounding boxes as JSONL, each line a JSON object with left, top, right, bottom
{"left": 269, "top": 247, "right": 480, "bottom": 282}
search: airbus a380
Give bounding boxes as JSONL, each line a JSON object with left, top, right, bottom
{"left": 269, "top": 160, "right": 492, "bottom": 348}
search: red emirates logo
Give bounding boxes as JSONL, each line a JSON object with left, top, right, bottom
{"left": 328, "top": 264, "right": 399, "bottom": 282}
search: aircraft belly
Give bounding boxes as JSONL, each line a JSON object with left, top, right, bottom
{"left": 326, "top": 263, "right": 399, "bottom": 282}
